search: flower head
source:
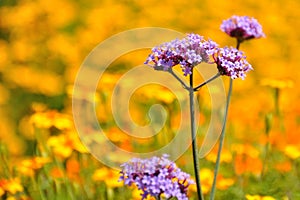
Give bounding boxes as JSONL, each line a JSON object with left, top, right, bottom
{"left": 119, "top": 155, "right": 194, "bottom": 200}
{"left": 221, "top": 15, "right": 265, "bottom": 41}
{"left": 213, "top": 47, "right": 252, "bottom": 80}
{"left": 145, "top": 33, "right": 218, "bottom": 76}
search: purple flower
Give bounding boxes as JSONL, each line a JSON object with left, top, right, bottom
{"left": 145, "top": 33, "right": 218, "bottom": 76}
{"left": 213, "top": 47, "right": 253, "bottom": 80}
{"left": 220, "top": 15, "right": 265, "bottom": 41}
{"left": 119, "top": 154, "right": 194, "bottom": 200}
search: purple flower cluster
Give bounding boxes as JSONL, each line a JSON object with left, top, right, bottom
{"left": 220, "top": 15, "right": 265, "bottom": 41}
{"left": 119, "top": 155, "right": 194, "bottom": 200}
{"left": 213, "top": 47, "right": 253, "bottom": 80}
{"left": 144, "top": 33, "right": 218, "bottom": 76}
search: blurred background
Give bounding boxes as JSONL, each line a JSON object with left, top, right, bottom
{"left": 0, "top": 0, "right": 299, "bottom": 199}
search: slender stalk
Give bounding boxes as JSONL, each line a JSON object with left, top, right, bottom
{"left": 274, "top": 88, "right": 280, "bottom": 115}
{"left": 209, "top": 78, "right": 233, "bottom": 200}
{"left": 194, "top": 73, "right": 221, "bottom": 91}
{"left": 168, "top": 69, "right": 189, "bottom": 89}
{"left": 189, "top": 70, "right": 204, "bottom": 200}
{"left": 210, "top": 40, "right": 240, "bottom": 200}
{"left": 261, "top": 114, "right": 272, "bottom": 178}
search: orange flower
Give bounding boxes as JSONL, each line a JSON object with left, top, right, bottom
{"left": 275, "top": 161, "right": 292, "bottom": 172}
{"left": 66, "top": 158, "right": 81, "bottom": 182}
{"left": 50, "top": 167, "right": 64, "bottom": 179}
{"left": 232, "top": 143, "right": 263, "bottom": 175}
{"left": 234, "top": 155, "right": 263, "bottom": 175}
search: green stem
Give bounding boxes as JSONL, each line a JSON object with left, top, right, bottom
{"left": 189, "top": 70, "right": 204, "bottom": 200}
{"left": 210, "top": 78, "right": 233, "bottom": 200}
{"left": 274, "top": 88, "right": 280, "bottom": 116}
{"left": 168, "top": 69, "right": 189, "bottom": 89}
{"left": 193, "top": 73, "right": 221, "bottom": 91}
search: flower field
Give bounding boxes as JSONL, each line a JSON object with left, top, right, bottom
{"left": 0, "top": 0, "right": 300, "bottom": 199}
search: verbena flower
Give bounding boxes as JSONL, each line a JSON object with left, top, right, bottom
{"left": 220, "top": 15, "right": 265, "bottom": 41}
{"left": 145, "top": 33, "right": 218, "bottom": 76}
{"left": 213, "top": 47, "right": 252, "bottom": 80}
{"left": 119, "top": 154, "right": 194, "bottom": 200}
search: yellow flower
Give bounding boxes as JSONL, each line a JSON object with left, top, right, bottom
{"left": 66, "top": 85, "right": 100, "bottom": 103}
{"left": 92, "top": 167, "right": 123, "bottom": 188}
{"left": 231, "top": 143, "right": 260, "bottom": 158}
{"left": 245, "top": 194, "right": 276, "bottom": 200}
{"left": 135, "top": 84, "right": 177, "bottom": 104}
{"left": 18, "top": 157, "right": 51, "bottom": 176}
{"left": 216, "top": 176, "right": 235, "bottom": 190}
{"left": 4, "top": 66, "right": 63, "bottom": 96}
{"left": 205, "top": 147, "right": 232, "bottom": 163}
{"left": 0, "top": 178, "right": 23, "bottom": 195}
{"left": 199, "top": 168, "right": 214, "bottom": 194}
{"left": 284, "top": 145, "right": 300, "bottom": 159}
{"left": 47, "top": 131, "right": 88, "bottom": 158}
{"left": 245, "top": 194, "right": 261, "bottom": 200}
{"left": 0, "top": 187, "right": 4, "bottom": 197}
{"left": 0, "top": 40, "right": 9, "bottom": 72}
{"left": 30, "top": 110, "right": 73, "bottom": 130}
{"left": 260, "top": 78, "right": 294, "bottom": 89}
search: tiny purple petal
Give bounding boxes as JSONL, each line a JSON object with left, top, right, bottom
{"left": 119, "top": 155, "right": 194, "bottom": 200}
{"left": 145, "top": 33, "right": 219, "bottom": 76}
{"left": 213, "top": 47, "right": 252, "bottom": 80}
{"left": 220, "top": 15, "right": 265, "bottom": 41}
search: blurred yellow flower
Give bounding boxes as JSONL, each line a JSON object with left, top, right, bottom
{"left": 17, "top": 156, "right": 51, "bottom": 176}
{"left": 198, "top": 168, "right": 213, "bottom": 194}
{"left": 30, "top": 110, "right": 73, "bottom": 130}
{"left": 135, "top": 84, "right": 177, "bottom": 104}
{"left": 131, "top": 185, "right": 155, "bottom": 200}
{"left": 284, "top": 145, "right": 300, "bottom": 160}
{"left": 0, "top": 187, "right": 4, "bottom": 197}
{"left": 0, "top": 40, "right": 8, "bottom": 72}
{"left": 38, "top": 0, "right": 76, "bottom": 28}
{"left": 245, "top": 194, "right": 276, "bottom": 200}
{"left": 4, "top": 66, "right": 63, "bottom": 96}
{"left": 92, "top": 167, "right": 123, "bottom": 188}
{"left": 205, "top": 147, "right": 232, "bottom": 163}
{"left": 10, "top": 38, "right": 36, "bottom": 62}
{"left": 47, "top": 131, "right": 88, "bottom": 158}
{"left": 0, "top": 1, "right": 40, "bottom": 30}
{"left": 0, "top": 178, "right": 23, "bottom": 195}
{"left": 189, "top": 168, "right": 234, "bottom": 195}
{"left": 231, "top": 143, "right": 260, "bottom": 158}
{"left": 66, "top": 84, "right": 100, "bottom": 103}
{"left": 261, "top": 78, "right": 294, "bottom": 89}
{"left": 216, "top": 176, "right": 235, "bottom": 190}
